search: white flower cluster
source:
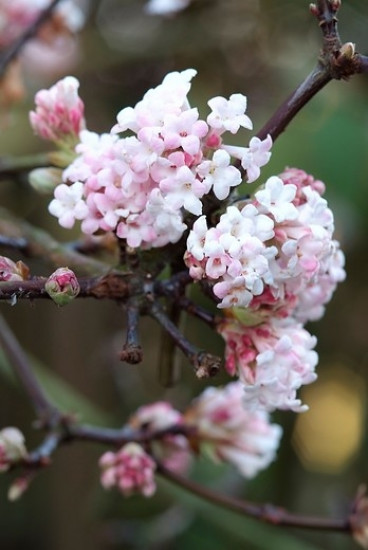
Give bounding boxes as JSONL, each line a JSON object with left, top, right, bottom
{"left": 186, "top": 168, "right": 345, "bottom": 412}
{"left": 41, "top": 70, "right": 272, "bottom": 248}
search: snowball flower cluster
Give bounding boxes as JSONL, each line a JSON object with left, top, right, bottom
{"left": 218, "top": 317, "right": 318, "bottom": 412}
{"left": 185, "top": 382, "right": 282, "bottom": 478}
{"left": 99, "top": 443, "right": 157, "bottom": 498}
{"left": 185, "top": 169, "right": 345, "bottom": 322}
{"left": 38, "top": 70, "right": 272, "bottom": 248}
{"left": 128, "top": 402, "right": 191, "bottom": 474}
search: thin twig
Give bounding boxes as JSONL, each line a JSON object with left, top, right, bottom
{"left": 0, "top": 0, "right": 63, "bottom": 78}
{"left": 0, "top": 314, "right": 59, "bottom": 424}
{"left": 119, "top": 301, "right": 143, "bottom": 364}
{"left": 150, "top": 302, "right": 221, "bottom": 378}
{"left": 158, "top": 463, "right": 351, "bottom": 534}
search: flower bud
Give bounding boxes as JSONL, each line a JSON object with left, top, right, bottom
{"left": 28, "top": 167, "right": 63, "bottom": 195}
{"left": 99, "top": 443, "right": 157, "bottom": 498}
{"left": 45, "top": 267, "right": 80, "bottom": 306}
{"left": 0, "top": 256, "right": 29, "bottom": 282}
{"left": 0, "top": 427, "right": 27, "bottom": 471}
{"left": 8, "top": 475, "right": 30, "bottom": 501}
{"left": 340, "top": 42, "right": 356, "bottom": 59}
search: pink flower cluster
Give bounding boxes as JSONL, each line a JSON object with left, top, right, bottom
{"left": 186, "top": 168, "right": 345, "bottom": 412}
{"left": 185, "top": 382, "right": 282, "bottom": 478}
{"left": 98, "top": 384, "right": 282, "bottom": 497}
{"left": 128, "top": 402, "right": 191, "bottom": 474}
{"left": 37, "top": 70, "right": 272, "bottom": 248}
{"left": 218, "top": 318, "right": 318, "bottom": 412}
{"left": 185, "top": 170, "right": 344, "bottom": 317}
{"left": 99, "top": 442, "right": 157, "bottom": 498}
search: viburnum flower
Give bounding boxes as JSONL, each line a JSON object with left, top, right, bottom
{"left": 218, "top": 316, "right": 318, "bottom": 412}
{"left": 99, "top": 443, "right": 156, "bottom": 498}
{"left": 207, "top": 94, "right": 253, "bottom": 135}
{"left": 0, "top": 427, "right": 27, "bottom": 472}
{"left": 30, "top": 76, "right": 85, "bottom": 146}
{"left": 224, "top": 134, "right": 273, "bottom": 183}
{"left": 185, "top": 382, "right": 282, "bottom": 478}
{"left": 128, "top": 402, "right": 191, "bottom": 474}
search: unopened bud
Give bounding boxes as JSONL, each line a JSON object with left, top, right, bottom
{"left": 0, "top": 256, "right": 29, "bottom": 282}
{"left": 28, "top": 167, "right": 63, "bottom": 195}
{"left": 340, "top": 42, "right": 356, "bottom": 59}
{"left": 8, "top": 475, "right": 30, "bottom": 501}
{"left": 309, "top": 3, "right": 319, "bottom": 16}
{"left": 45, "top": 267, "right": 80, "bottom": 306}
{"left": 0, "top": 427, "right": 27, "bottom": 471}
{"left": 331, "top": 0, "right": 341, "bottom": 12}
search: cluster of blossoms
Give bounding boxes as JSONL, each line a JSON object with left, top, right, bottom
{"left": 30, "top": 70, "right": 272, "bottom": 248}
{"left": 98, "top": 382, "right": 282, "bottom": 498}
{"left": 99, "top": 443, "right": 157, "bottom": 498}
{"left": 185, "top": 168, "right": 345, "bottom": 411}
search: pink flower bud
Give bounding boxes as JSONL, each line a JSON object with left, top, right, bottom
{"left": 0, "top": 427, "right": 27, "bottom": 472}
{"left": 0, "top": 257, "right": 29, "bottom": 282}
{"left": 45, "top": 267, "right": 80, "bottom": 306}
{"left": 29, "top": 76, "right": 85, "bottom": 146}
{"left": 99, "top": 443, "right": 156, "bottom": 498}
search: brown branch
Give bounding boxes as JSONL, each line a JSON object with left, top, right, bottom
{"left": 256, "top": 0, "right": 361, "bottom": 142}
{"left": 0, "top": 0, "right": 63, "bottom": 78}
{"left": 0, "top": 314, "right": 60, "bottom": 424}
{"left": 149, "top": 301, "right": 221, "bottom": 378}
{"left": 158, "top": 463, "right": 351, "bottom": 534}
{"left": 119, "top": 301, "right": 143, "bottom": 364}
{"left": 0, "top": 273, "right": 135, "bottom": 302}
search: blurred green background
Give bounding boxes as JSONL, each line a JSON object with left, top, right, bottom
{"left": 1, "top": 0, "right": 368, "bottom": 548}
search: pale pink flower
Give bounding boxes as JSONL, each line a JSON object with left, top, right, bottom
{"left": 278, "top": 167, "right": 326, "bottom": 204}
{"left": 196, "top": 149, "right": 242, "bottom": 200}
{"left": 99, "top": 443, "right": 156, "bottom": 498}
{"left": 30, "top": 76, "right": 85, "bottom": 145}
{"left": 185, "top": 382, "right": 282, "bottom": 478}
{"left": 255, "top": 176, "right": 298, "bottom": 223}
{"left": 0, "top": 427, "right": 27, "bottom": 472}
{"left": 48, "top": 181, "right": 88, "bottom": 229}
{"left": 207, "top": 94, "right": 253, "bottom": 134}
